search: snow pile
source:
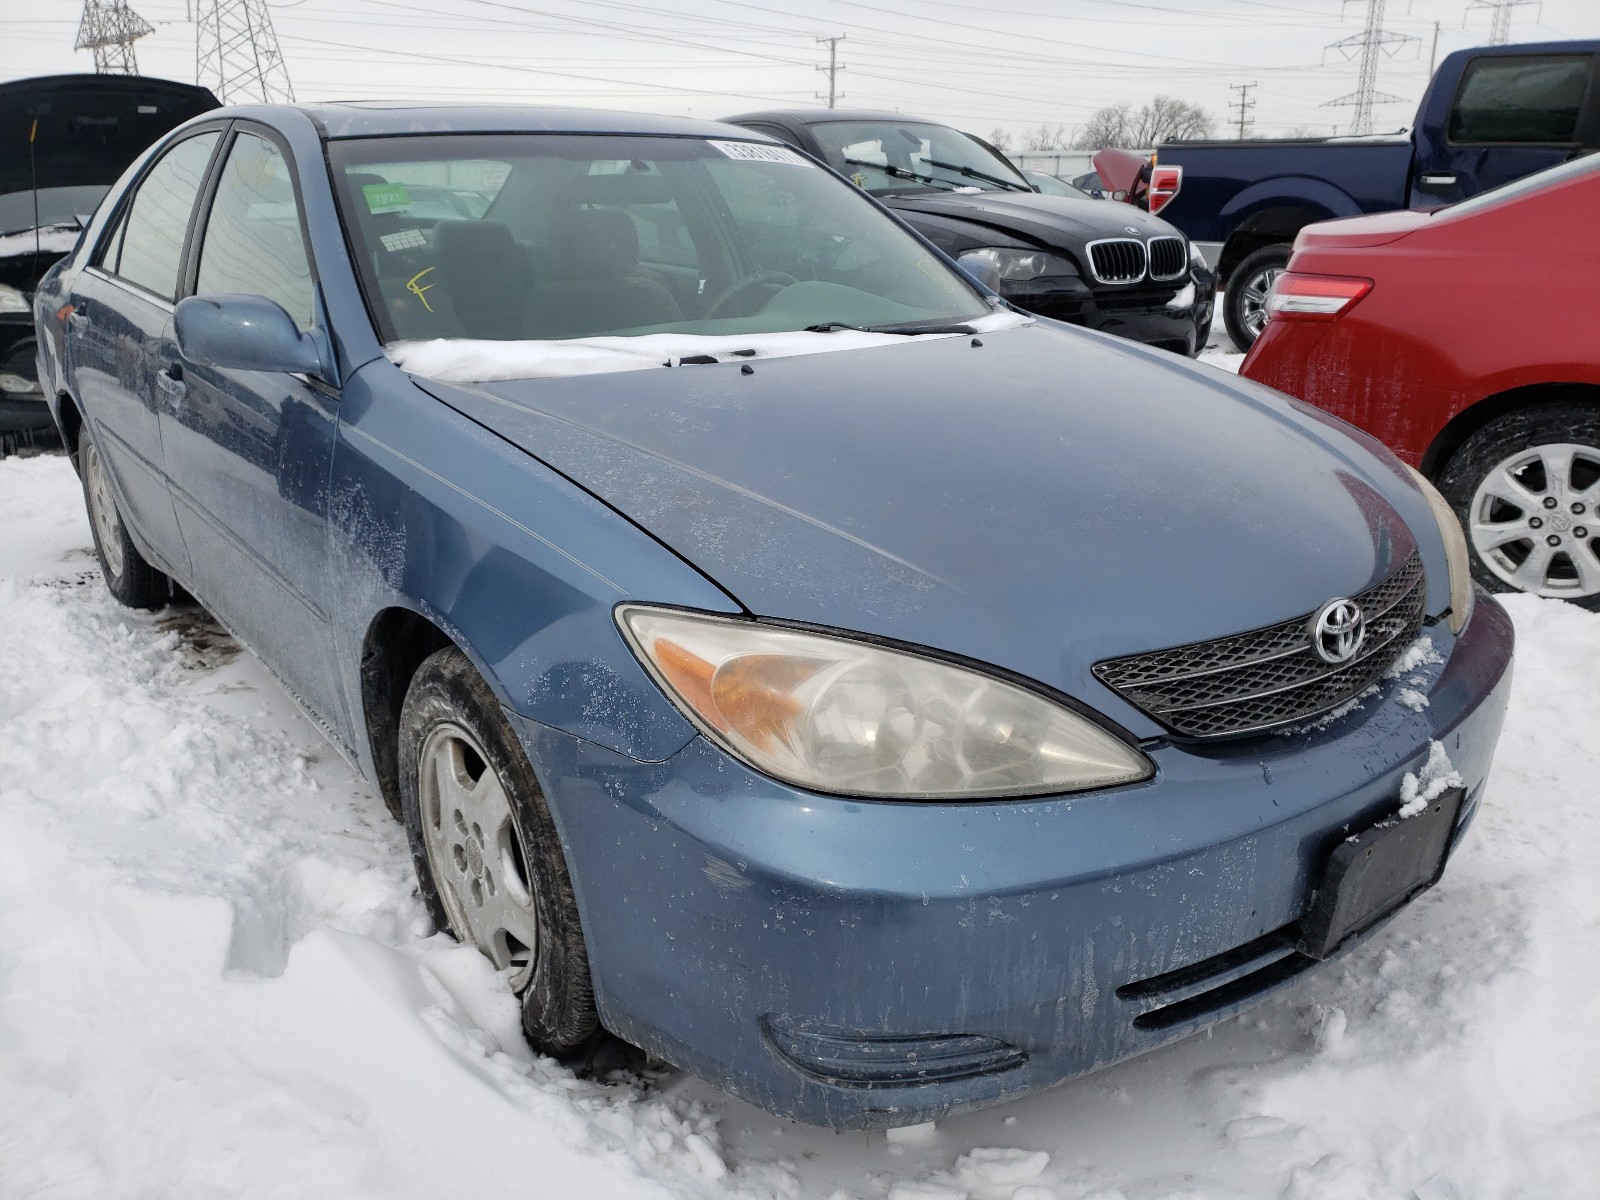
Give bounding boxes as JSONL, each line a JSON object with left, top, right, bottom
{"left": 0, "top": 225, "right": 81, "bottom": 259}
{"left": 3, "top": 452, "right": 1599, "bottom": 1200}
{"left": 1397, "top": 740, "right": 1463, "bottom": 818}
{"left": 388, "top": 311, "right": 1030, "bottom": 382}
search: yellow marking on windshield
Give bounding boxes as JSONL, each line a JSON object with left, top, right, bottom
{"left": 406, "top": 267, "right": 436, "bottom": 313}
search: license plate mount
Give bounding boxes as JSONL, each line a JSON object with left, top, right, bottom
{"left": 1297, "top": 786, "right": 1464, "bottom": 961}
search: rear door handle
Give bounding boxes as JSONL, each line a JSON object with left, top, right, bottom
{"left": 1420, "top": 174, "right": 1456, "bottom": 187}
{"left": 156, "top": 366, "right": 188, "bottom": 405}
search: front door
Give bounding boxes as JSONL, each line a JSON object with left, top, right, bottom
{"left": 68, "top": 129, "right": 221, "bottom": 574}
{"left": 156, "top": 127, "right": 349, "bottom": 738}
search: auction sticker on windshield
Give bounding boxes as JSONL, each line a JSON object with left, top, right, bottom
{"left": 709, "top": 140, "right": 811, "bottom": 166}
{"left": 363, "top": 181, "right": 411, "bottom": 213}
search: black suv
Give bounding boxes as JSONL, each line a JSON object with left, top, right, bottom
{"left": 724, "top": 109, "right": 1215, "bottom": 355}
{"left": 1, "top": 74, "right": 217, "bottom": 454}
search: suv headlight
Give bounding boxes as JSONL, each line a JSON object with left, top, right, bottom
{"left": 0, "top": 284, "right": 30, "bottom": 314}
{"left": 956, "top": 247, "right": 1077, "bottom": 289}
{"left": 619, "top": 606, "right": 1153, "bottom": 800}
{"left": 1188, "top": 241, "right": 1207, "bottom": 269}
{"left": 1405, "top": 465, "right": 1474, "bottom": 634}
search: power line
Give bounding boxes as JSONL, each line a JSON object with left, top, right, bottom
{"left": 1230, "top": 80, "right": 1257, "bottom": 137}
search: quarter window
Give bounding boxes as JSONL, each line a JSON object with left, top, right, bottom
{"left": 1448, "top": 56, "right": 1591, "bottom": 144}
{"left": 107, "top": 131, "right": 219, "bottom": 300}
{"left": 196, "top": 133, "right": 314, "bottom": 329}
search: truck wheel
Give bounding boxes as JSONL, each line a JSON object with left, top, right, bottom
{"left": 1223, "top": 244, "right": 1291, "bottom": 353}
{"left": 399, "top": 646, "right": 601, "bottom": 1055}
{"left": 1436, "top": 401, "right": 1600, "bottom": 611}
{"left": 79, "top": 429, "right": 171, "bottom": 609}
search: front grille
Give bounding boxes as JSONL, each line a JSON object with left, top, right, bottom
{"left": 1093, "top": 551, "right": 1427, "bottom": 738}
{"left": 1087, "top": 238, "right": 1146, "bottom": 284}
{"left": 1147, "top": 236, "right": 1187, "bottom": 281}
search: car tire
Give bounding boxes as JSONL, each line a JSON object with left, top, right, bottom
{"left": 398, "top": 645, "right": 601, "bottom": 1055}
{"left": 1223, "top": 244, "right": 1291, "bottom": 353}
{"left": 78, "top": 428, "right": 171, "bottom": 609}
{"left": 1436, "top": 400, "right": 1600, "bottom": 611}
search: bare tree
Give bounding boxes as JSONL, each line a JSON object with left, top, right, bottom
{"left": 1023, "top": 122, "right": 1074, "bottom": 151}
{"left": 988, "top": 126, "right": 1014, "bottom": 155}
{"left": 1280, "top": 125, "right": 1321, "bottom": 139}
{"left": 1073, "top": 104, "right": 1131, "bottom": 150}
{"left": 1076, "top": 97, "right": 1215, "bottom": 148}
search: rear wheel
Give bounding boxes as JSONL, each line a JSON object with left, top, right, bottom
{"left": 79, "top": 428, "right": 171, "bottom": 608}
{"left": 1223, "top": 244, "right": 1291, "bottom": 353}
{"left": 1436, "top": 401, "right": 1600, "bottom": 611}
{"left": 399, "top": 646, "right": 600, "bottom": 1054}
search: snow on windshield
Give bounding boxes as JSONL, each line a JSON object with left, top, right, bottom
{"left": 386, "top": 309, "right": 1031, "bottom": 382}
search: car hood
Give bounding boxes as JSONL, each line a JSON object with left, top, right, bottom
{"left": 0, "top": 74, "right": 218, "bottom": 198}
{"left": 885, "top": 189, "right": 1179, "bottom": 249}
{"left": 415, "top": 323, "right": 1436, "bottom": 729}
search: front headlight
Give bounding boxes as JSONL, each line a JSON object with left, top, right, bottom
{"left": 618, "top": 606, "right": 1153, "bottom": 800}
{"left": 1188, "top": 241, "right": 1207, "bottom": 269}
{"left": 0, "top": 284, "right": 30, "bottom": 315}
{"left": 957, "top": 247, "right": 1078, "bottom": 288}
{"left": 1405, "top": 466, "right": 1474, "bottom": 634}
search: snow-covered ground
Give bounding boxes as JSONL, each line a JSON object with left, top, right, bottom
{"left": 3, "top": 336, "right": 1597, "bottom": 1198}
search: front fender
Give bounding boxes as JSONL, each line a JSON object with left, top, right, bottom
{"left": 329, "top": 357, "right": 740, "bottom": 769}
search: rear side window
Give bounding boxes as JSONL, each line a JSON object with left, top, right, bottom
{"left": 1448, "top": 56, "right": 1591, "bottom": 144}
{"left": 106, "top": 131, "right": 219, "bottom": 300}
{"left": 196, "top": 132, "right": 314, "bottom": 329}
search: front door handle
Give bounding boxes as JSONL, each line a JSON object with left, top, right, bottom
{"left": 66, "top": 309, "right": 91, "bottom": 332}
{"left": 156, "top": 366, "right": 188, "bottom": 406}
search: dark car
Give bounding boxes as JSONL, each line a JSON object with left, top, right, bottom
{"left": 0, "top": 73, "right": 217, "bottom": 454}
{"left": 36, "top": 101, "right": 1510, "bottom": 1129}
{"left": 725, "top": 109, "right": 1216, "bottom": 356}
{"left": 1155, "top": 40, "right": 1600, "bottom": 350}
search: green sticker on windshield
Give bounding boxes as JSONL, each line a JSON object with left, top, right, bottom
{"left": 362, "top": 182, "right": 410, "bottom": 214}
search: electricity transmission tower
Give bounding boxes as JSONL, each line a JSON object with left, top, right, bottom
{"left": 1323, "top": 0, "right": 1417, "bottom": 136}
{"left": 1468, "top": 0, "right": 1539, "bottom": 45}
{"left": 1230, "top": 82, "right": 1257, "bottom": 138}
{"left": 195, "top": 0, "right": 294, "bottom": 104}
{"left": 816, "top": 35, "right": 845, "bottom": 109}
{"left": 75, "top": 0, "right": 155, "bottom": 75}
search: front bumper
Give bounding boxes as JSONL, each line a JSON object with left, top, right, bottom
{"left": 1003, "top": 268, "right": 1216, "bottom": 356}
{"left": 513, "top": 596, "right": 1512, "bottom": 1129}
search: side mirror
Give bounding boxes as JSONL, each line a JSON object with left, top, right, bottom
{"left": 174, "top": 294, "right": 325, "bottom": 377}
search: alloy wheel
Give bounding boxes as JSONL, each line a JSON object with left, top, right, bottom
{"left": 418, "top": 721, "right": 540, "bottom": 988}
{"left": 83, "top": 442, "right": 126, "bottom": 578}
{"left": 1469, "top": 441, "right": 1600, "bottom": 600}
{"left": 1238, "top": 265, "right": 1282, "bottom": 340}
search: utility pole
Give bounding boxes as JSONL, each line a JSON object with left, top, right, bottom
{"left": 1429, "top": 20, "right": 1441, "bottom": 72}
{"left": 1323, "top": 0, "right": 1417, "bottom": 136}
{"left": 195, "top": 0, "right": 294, "bottom": 103}
{"left": 1467, "top": 0, "right": 1538, "bottom": 45}
{"left": 816, "top": 35, "right": 844, "bottom": 109}
{"left": 1229, "top": 81, "right": 1257, "bottom": 139}
{"left": 75, "top": 0, "right": 155, "bottom": 74}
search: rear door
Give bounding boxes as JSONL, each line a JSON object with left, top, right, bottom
{"left": 1416, "top": 51, "right": 1598, "bottom": 204}
{"left": 68, "top": 127, "right": 223, "bottom": 575}
{"left": 155, "top": 125, "right": 349, "bottom": 735}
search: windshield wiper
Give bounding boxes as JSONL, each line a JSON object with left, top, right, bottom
{"left": 841, "top": 158, "right": 961, "bottom": 191}
{"left": 804, "top": 320, "right": 977, "bottom": 335}
{"left": 921, "top": 158, "right": 1031, "bottom": 192}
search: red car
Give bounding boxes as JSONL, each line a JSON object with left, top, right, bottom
{"left": 1242, "top": 154, "right": 1600, "bottom": 610}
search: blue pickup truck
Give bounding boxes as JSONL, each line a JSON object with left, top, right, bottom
{"left": 1155, "top": 40, "right": 1600, "bottom": 350}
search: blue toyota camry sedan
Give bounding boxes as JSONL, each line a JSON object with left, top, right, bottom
{"left": 34, "top": 103, "right": 1512, "bottom": 1129}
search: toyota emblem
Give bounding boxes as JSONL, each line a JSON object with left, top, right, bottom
{"left": 1310, "top": 598, "right": 1366, "bottom": 665}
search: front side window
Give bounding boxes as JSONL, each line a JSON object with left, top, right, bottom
{"left": 196, "top": 132, "right": 314, "bottom": 329}
{"left": 805, "top": 120, "right": 1032, "bottom": 196}
{"left": 106, "top": 131, "right": 219, "bottom": 300}
{"left": 1448, "top": 56, "right": 1591, "bottom": 144}
{"left": 328, "top": 133, "right": 991, "bottom": 344}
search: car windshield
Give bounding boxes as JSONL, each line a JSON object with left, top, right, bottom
{"left": 0, "top": 185, "right": 110, "bottom": 236}
{"left": 327, "top": 133, "right": 992, "bottom": 344}
{"left": 804, "top": 120, "right": 1032, "bottom": 196}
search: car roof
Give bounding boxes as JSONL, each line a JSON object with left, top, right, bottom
{"left": 724, "top": 108, "right": 953, "bottom": 129}
{"left": 261, "top": 102, "right": 767, "bottom": 142}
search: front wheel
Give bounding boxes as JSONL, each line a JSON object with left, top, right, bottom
{"left": 1223, "top": 244, "right": 1291, "bottom": 353}
{"left": 1436, "top": 401, "right": 1600, "bottom": 611}
{"left": 398, "top": 646, "right": 600, "bottom": 1054}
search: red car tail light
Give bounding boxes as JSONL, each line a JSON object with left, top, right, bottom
{"left": 1147, "top": 165, "right": 1182, "bottom": 214}
{"left": 1266, "top": 273, "right": 1373, "bottom": 321}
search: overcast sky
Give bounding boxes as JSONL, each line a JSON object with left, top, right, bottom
{"left": 6, "top": 0, "right": 1600, "bottom": 145}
